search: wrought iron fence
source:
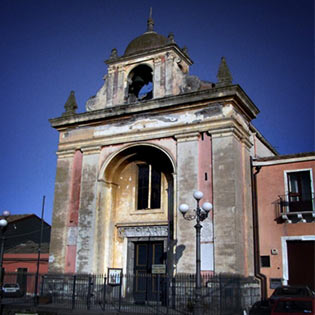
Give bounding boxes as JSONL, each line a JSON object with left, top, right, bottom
{"left": 1, "top": 271, "right": 260, "bottom": 314}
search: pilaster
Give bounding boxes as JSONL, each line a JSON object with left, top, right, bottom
{"left": 175, "top": 132, "right": 200, "bottom": 273}
{"left": 106, "top": 67, "right": 114, "bottom": 106}
{"left": 165, "top": 53, "right": 174, "bottom": 96}
{"left": 211, "top": 129, "right": 252, "bottom": 275}
{"left": 153, "top": 57, "right": 163, "bottom": 98}
{"left": 116, "top": 66, "right": 125, "bottom": 104}
{"left": 48, "top": 149, "right": 76, "bottom": 273}
{"left": 75, "top": 146, "right": 101, "bottom": 273}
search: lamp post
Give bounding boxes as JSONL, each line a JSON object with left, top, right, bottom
{"left": 179, "top": 191, "right": 212, "bottom": 315}
{"left": 0, "top": 210, "right": 10, "bottom": 307}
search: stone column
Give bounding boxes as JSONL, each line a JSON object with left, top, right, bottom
{"left": 65, "top": 149, "right": 83, "bottom": 273}
{"left": 75, "top": 146, "right": 100, "bottom": 273}
{"left": 115, "top": 66, "right": 125, "bottom": 104}
{"left": 211, "top": 129, "right": 249, "bottom": 275}
{"left": 106, "top": 67, "right": 114, "bottom": 106}
{"left": 175, "top": 132, "right": 200, "bottom": 273}
{"left": 153, "top": 57, "right": 163, "bottom": 98}
{"left": 165, "top": 53, "right": 174, "bottom": 96}
{"left": 48, "top": 149, "right": 75, "bottom": 273}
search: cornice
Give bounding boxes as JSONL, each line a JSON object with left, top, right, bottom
{"left": 81, "top": 145, "right": 101, "bottom": 155}
{"left": 174, "top": 132, "right": 199, "bottom": 142}
{"left": 56, "top": 149, "right": 76, "bottom": 159}
{"left": 105, "top": 43, "right": 193, "bottom": 66}
{"left": 49, "top": 85, "right": 259, "bottom": 130}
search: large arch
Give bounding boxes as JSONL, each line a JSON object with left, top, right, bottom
{"left": 96, "top": 144, "right": 175, "bottom": 279}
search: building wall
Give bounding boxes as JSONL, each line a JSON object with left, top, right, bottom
{"left": 3, "top": 253, "right": 49, "bottom": 273}
{"left": 250, "top": 132, "right": 276, "bottom": 159}
{"left": 256, "top": 158, "right": 315, "bottom": 296}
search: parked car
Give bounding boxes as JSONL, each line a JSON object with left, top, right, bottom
{"left": 249, "top": 299, "right": 271, "bottom": 315}
{"left": 271, "top": 297, "right": 315, "bottom": 314}
{"left": 2, "top": 283, "right": 23, "bottom": 297}
{"left": 270, "top": 286, "right": 314, "bottom": 305}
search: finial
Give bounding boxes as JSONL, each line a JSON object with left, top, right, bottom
{"left": 109, "top": 48, "right": 118, "bottom": 60}
{"left": 63, "top": 90, "right": 78, "bottom": 116}
{"left": 147, "top": 7, "right": 154, "bottom": 32}
{"left": 216, "top": 57, "right": 233, "bottom": 86}
{"left": 182, "top": 46, "right": 189, "bottom": 56}
{"left": 168, "top": 32, "right": 175, "bottom": 43}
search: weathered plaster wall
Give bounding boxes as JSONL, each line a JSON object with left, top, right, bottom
{"left": 112, "top": 163, "right": 168, "bottom": 270}
{"left": 176, "top": 133, "right": 199, "bottom": 273}
{"left": 65, "top": 149, "right": 82, "bottom": 273}
{"left": 251, "top": 133, "right": 275, "bottom": 158}
{"left": 75, "top": 148, "right": 100, "bottom": 273}
{"left": 49, "top": 155, "right": 73, "bottom": 273}
{"left": 212, "top": 132, "right": 253, "bottom": 275}
{"left": 198, "top": 132, "right": 214, "bottom": 271}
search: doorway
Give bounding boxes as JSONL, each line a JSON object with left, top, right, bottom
{"left": 134, "top": 241, "right": 164, "bottom": 302}
{"left": 287, "top": 240, "right": 315, "bottom": 291}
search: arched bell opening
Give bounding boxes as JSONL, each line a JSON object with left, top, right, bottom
{"left": 127, "top": 64, "right": 153, "bottom": 103}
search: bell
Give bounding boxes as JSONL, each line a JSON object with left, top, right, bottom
{"left": 133, "top": 75, "right": 145, "bottom": 85}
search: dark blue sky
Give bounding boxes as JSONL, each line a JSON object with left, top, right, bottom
{"left": 0, "top": 0, "right": 313, "bottom": 224}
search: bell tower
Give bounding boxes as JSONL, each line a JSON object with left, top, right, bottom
{"left": 86, "top": 10, "right": 193, "bottom": 111}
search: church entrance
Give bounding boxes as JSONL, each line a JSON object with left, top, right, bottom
{"left": 133, "top": 241, "right": 164, "bottom": 302}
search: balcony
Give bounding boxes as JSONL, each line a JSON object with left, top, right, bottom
{"left": 277, "top": 193, "right": 315, "bottom": 223}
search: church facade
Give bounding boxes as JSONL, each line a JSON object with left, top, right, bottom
{"left": 48, "top": 14, "right": 276, "bottom": 281}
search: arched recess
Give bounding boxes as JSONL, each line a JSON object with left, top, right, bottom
{"left": 127, "top": 64, "right": 153, "bottom": 102}
{"left": 98, "top": 144, "right": 175, "bottom": 275}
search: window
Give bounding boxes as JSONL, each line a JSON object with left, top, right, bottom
{"left": 137, "top": 164, "right": 161, "bottom": 210}
{"left": 260, "top": 255, "right": 270, "bottom": 267}
{"left": 286, "top": 170, "right": 313, "bottom": 212}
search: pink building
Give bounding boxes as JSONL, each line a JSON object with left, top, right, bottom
{"left": 253, "top": 152, "right": 315, "bottom": 297}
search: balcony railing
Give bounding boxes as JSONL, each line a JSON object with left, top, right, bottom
{"left": 277, "top": 193, "right": 315, "bottom": 223}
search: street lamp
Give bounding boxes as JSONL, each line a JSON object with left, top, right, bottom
{"left": 0, "top": 210, "right": 10, "bottom": 300}
{"left": 179, "top": 191, "right": 212, "bottom": 315}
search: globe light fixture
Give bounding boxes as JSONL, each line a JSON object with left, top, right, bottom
{"left": 0, "top": 219, "right": 8, "bottom": 228}
{"left": 179, "top": 203, "right": 189, "bottom": 213}
{"left": 193, "top": 190, "right": 203, "bottom": 200}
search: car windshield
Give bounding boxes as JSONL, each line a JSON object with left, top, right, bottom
{"left": 274, "top": 288, "right": 308, "bottom": 296}
{"left": 275, "top": 300, "right": 312, "bottom": 313}
{"left": 3, "top": 284, "right": 18, "bottom": 288}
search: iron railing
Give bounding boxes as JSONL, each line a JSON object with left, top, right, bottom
{"left": 1, "top": 271, "right": 260, "bottom": 314}
{"left": 277, "top": 193, "right": 315, "bottom": 223}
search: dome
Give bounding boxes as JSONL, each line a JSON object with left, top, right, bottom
{"left": 124, "top": 32, "right": 168, "bottom": 56}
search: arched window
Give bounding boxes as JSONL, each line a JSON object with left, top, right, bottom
{"left": 127, "top": 65, "right": 153, "bottom": 102}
